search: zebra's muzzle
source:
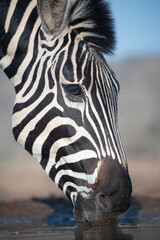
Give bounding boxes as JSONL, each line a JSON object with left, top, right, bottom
{"left": 74, "top": 158, "right": 132, "bottom": 225}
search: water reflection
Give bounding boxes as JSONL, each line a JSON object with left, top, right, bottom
{"left": 75, "top": 225, "right": 133, "bottom": 240}
{"left": 1, "top": 222, "right": 160, "bottom": 240}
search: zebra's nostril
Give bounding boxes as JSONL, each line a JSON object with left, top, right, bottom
{"left": 97, "top": 193, "right": 108, "bottom": 209}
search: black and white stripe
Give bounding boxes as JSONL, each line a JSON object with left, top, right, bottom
{"left": 0, "top": 0, "right": 127, "bottom": 203}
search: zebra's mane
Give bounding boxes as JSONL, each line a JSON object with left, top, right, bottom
{"left": 69, "top": 0, "right": 116, "bottom": 54}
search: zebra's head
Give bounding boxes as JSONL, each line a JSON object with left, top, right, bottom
{"left": 13, "top": 0, "right": 132, "bottom": 224}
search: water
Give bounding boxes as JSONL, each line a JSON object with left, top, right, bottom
{"left": 0, "top": 196, "right": 160, "bottom": 239}
{"left": 1, "top": 224, "right": 160, "bottom": 240}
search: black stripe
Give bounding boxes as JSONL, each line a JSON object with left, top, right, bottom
{"left": 66, "top": 186, "right": 77, "bottom": 201}
{"left": 76, "top": 41, "right": 84, "bottom": 81}
{"left": 48, "top": 66, "right": 55, "bottom": 89}
{"left": 55, "top": 136, "right": 96, "bottom": 163}
{"left": 58, "top": 175, "right": 90, "bottom": 191}
{"left": 41, "top": 39, "right": 58, "bottom": 51}
{"left": 83, "top": 53, "right": 92, "bottom": 90}
{"left": 55, "top": 158, "right": 98, "bottom": 175}
{"left": 62, "top": 32, "right": 76, "bottom": 81}
{"left": 0, "top": 1, "right": 10, "bottom": 59}
{"left": 55, "top": 51, "right": 64, "bottom": 82}
{"left": 15, "top": 30, "right": 39, "bottom": 93}
{"left": 39, "top": 29, "right": 45, "bottom": 40}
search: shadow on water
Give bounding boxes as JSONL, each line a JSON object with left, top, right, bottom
{"left": 0, "top": 196, "right": 160, "bottom": 239}
{"left": 119, "top": 197, "right": 142, "bottom": 225}
{"left": 32, "top": 196, "right": 75, "bottom": 225}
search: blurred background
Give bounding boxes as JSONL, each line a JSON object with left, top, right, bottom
{"left": 0, "top": 0, "right": 160, "bottom": 201}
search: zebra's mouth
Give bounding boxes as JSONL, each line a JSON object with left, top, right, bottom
{"left": 73, "top": 193, "right": 122, "bottom": 225}
{"left": 74, "top": 192, "right": 131, "bottom": 225}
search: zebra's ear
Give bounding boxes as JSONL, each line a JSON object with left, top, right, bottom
{"left": 37, "top": 0, "right": 71, "bottom": 36}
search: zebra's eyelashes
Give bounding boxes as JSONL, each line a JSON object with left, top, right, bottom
{"left": 63, "top": 84, "right": 85, "bottom": 103}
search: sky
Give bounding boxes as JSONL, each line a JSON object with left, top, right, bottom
{"left": 107, "top": 0, "right": 160, "bottom": 59}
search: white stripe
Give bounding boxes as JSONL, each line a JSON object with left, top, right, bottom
{"left": 108, "top": 138, "right": 116, "bottom": 160}
{"left": 70, "top": 192, "right": 77, "bottom": 204}
{"left": 5, "top": 0, "right": 19, "bottom": 33}
{"left": 63, "top": 182, "right": 92, "bottom": 196}
{"left": 85, "top": 98, "right": 106, "bottom": 157}
{"left": 70, "top": 21, "right": 95, "bottom": 31}
{"left": 72, "top": 39, "right": 79, "bottom": 83}
{"left": 55, "top": 150, "right": 97, "bottom": 169}
{"left": 116, "top": 127, "right": 127, "bottom": 166}
{"left": 55, "top": 167, "right": 98, "bottom": 186}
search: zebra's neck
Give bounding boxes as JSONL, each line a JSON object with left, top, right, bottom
{"left": 0, "top": 0, "right": 40, "bottom": 86}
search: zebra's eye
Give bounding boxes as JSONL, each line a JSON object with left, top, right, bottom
{"left": 63, "top": 84, "right": 84, "bottom": 102}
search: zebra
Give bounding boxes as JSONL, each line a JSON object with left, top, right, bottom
{"left": 0, "top": 0, "right": 132, "bottom": 224}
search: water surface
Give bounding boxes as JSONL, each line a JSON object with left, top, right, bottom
{"left": 0, "top": 196, "right": 160, "bottom": 240}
